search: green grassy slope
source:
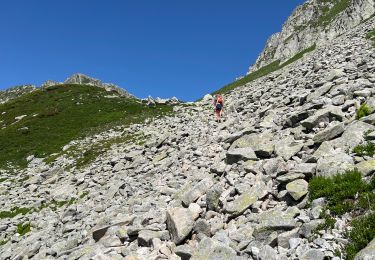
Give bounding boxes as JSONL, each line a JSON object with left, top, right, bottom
{"left": 0, "top": 84, "right": 172, "bottom": 169}
{"left": 213, "top": 44, "right": 316, "bottom": 95}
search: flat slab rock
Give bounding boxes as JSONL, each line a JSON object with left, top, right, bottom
{"left": 230, "top": 132, "right": 274, "bottom": 158}
{"left": 191, "top": 238, "right": 240, "bottom": 260}
{"left": 354, "top": 159, "right": 375, "bottom": 176}
{"left": 354, "top": 237, "right": 375, "bottom": 260}
{"left": 181, "top": 177, "right": 214, "bottom": 206}
{"left": 166, "top": 207, "right": 195, "bottom": 244}
{"left": 255, "top": 206, "right": 300, "bottom": 232}
{"left": 226, "top": 147, "right": 258, "bottom": 164}
{"left": 224, "top": 181, "right": 267, "bottom": 217}
{"left": 286, "top": 179, "right": 309, "bottom": 200}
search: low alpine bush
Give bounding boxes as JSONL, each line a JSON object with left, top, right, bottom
{"left": 355, "top": 103, "right": 371, "bottom": 120}
{"left": 345, "top": 213, "right": 375, "bottom": 260}
{"left": 309, "top": 169, "right": 373, "bottom": 215}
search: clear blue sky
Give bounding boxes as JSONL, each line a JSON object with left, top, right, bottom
{"left": 0, "top": 0, "right": 305, "bottom": 101}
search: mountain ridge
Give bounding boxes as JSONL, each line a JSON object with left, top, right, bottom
{"left": 248, "top": 0, "right": 375, "bottom": 73}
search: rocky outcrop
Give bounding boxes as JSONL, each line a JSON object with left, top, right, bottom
{"left": 64, "top": 73, "right": 134, "bottom": 98}
{"left": 0, "top": 85, "right": 36, "bottom": 104}
{"left": 248, "top": 0, "right": 375, "bottom": 73}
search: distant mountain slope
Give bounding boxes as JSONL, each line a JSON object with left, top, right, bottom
{"left": 248, "top": 0, "right": 375, "bottom": 73}
{"left": 0, "top": 84, "right": 172, "bottom": 169}
{"left": 0, "top": 85, "right": 36, "bottom": 104}
{"left": 213, "top": 0, "right": 375, "bottom": 95}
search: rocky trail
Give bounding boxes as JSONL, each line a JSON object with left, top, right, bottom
{"left": 1, "top": 14, "right": 375, "bottom": 260}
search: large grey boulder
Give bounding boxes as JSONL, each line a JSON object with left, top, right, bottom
{"left": 301, "top": 106, "right": 344, "bottom": 131}
{"left": 284, "top": 110, "right": 310, "bottom": 127}
{"left": 286, "top": 179, "right": 309, "bottom": 200}
{"left": 325, "top": 69, "right": 345, "bottom": 82}
{"left": 291, "top": 163, "right": 316, "bottom": 177}
{"left": 254, "top": 207, "right": 300, "bottom": 234}
{"left": 355, "top": 160, "right": 375, "bottom": 176}
{"left": 206, "top": 186, "right": 223, "bottom": 212}
{"left": 274, "top": 136, "right": 304, "bottom": 160}
{"left": 354, "top": 237, "right": 375, "bottom": 260}
{"left": 166, "top": 208, "right": 195, "bottom": 244}
{"left": 226, "top": 147, "right": 258, "bottom": 164}
{"left": 137, "top": 230, "right": 170, "bottom": 247}
{"left": 360, "top": 113, "right": 375, "bottom": 125}
{"left": 300, "top": 249, "right": 325, "bottom": 260}
{"left": 181, "top": 177, "right": 214, "bottom": 206}
{"left": 258, "top": 245, "right": 278, "bottom": 260}
{"left": 316, "top": 151, "right": 354, "bottom": 177}
{"left": 262, "top": 157, "right": 287, "bottom": 177}
{"left": 313, "top": 122, "right": 345, "bottom": 143}
{"left": 191, "top": 238, "right": 238, "bottom": 260}
{"left": 329, "top": 121, "right": 375, "bottom": 153}
{"left": 224, "top": 181, "right": 267, "bottom": 217}
{"left": 230, "top": 132, "right": 274, "bottom": 158}
{"left": 306, "top": 82, "right": 334, "bottom": 102}
{"left": 277, "top": 228, "right": 299, "bottom": 248}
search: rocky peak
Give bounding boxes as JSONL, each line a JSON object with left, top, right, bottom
{"left": 63, "top": 73, "right": 134, "bottom": 98}
{"left": 248, "top": 0, "right": 375, "bottom": 73}
{"left": 64, "top": 73, "right": 102, "bottom": 86}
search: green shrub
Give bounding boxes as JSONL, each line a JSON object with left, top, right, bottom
{"left": 16, "top": 222, "right": 31, "bottom": 236}
{"left": 356, "top": 103, "right": 372, "bottom": 120}
{"left": 316, "top": 210, "right": 336, "bottom": 231}
{"left": 366, "top": 28, "right": 375, "bottom": 40}
{"left": 316, "top": 0, "right": 351, "bottom": 27}
{"left": 345, "top": 213, "right": 375, "bottom": 260}
{"left": 309, "top": 169, "right": 373, "bottom": 215}
{"left": 0, "top": 239, "right": 8, "bottom": 246}
{"left": 0, "top": 207, "right": 32, "bottom": 219}
{"left": 353, "top": 142, "right": 375, "bottom": 157}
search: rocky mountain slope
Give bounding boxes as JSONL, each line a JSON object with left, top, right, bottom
{"left": 248, "top": 0, "right": 375, "bottom": 73}
{"left": 0, "top": 12, "right": 374, "bottom": 260}
{"left": 0, "top": 85, "right": 36, "bottom": 104}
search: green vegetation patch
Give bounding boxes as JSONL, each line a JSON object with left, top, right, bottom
{"left": 16, "top": 222, "right": 31, "bottom": 236}
{"left": 0, "top": 84, "right": 173, "bottom": 169}
{"left": 315, "top": 0, "right": 351, "bottom": 27}
{"left": 356, "top": 103, "right": 372, "bottom": 120}
{"left": 309, "top": 169, "right": 375, "bottom": 258}
{"left": 345, "top": 213, "right": 375, "bottom": 260}
{"left": 0, "top": 207, "right": 32, "bottom": 219}
{"left": 309, "top": 169, "right": 375, "bottom": 215}
{"left": 214, "top": 45, "right": 316, "bottom": 94}
{"left": 353, "top": 142, "right": 375, "bottom": 157}
{"left": 213, "top": 60, "right": 281, "bottom": 95}
{"left": 366, "top": 28, "right": 375, "bottom": 48}
{"left": 366, "top": 28, "right": 375, "bottom": 40}
{"left": 0, "top": 239, "right": 9, "bottom": 246}
{"left": 279, "top": 44, "right": 316, "bottom": 68}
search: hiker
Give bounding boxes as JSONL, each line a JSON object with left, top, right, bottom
{"left": 213, "top": 94, "right": 224, "bottom": 122}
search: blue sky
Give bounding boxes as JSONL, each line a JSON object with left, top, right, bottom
{"left": 0, "top": 0, "right": 305, "bottom": 101}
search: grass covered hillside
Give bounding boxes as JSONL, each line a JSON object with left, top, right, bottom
{"left": 0, "top": 84, "right": 172, "bottom": 169}
{"left": 213, "top": 44, "right": 316, "bottom": 95}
